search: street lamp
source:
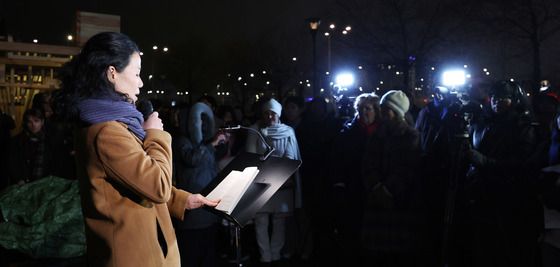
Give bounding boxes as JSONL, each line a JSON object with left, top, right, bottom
{"left": 307, "top": 17, "right": 321, "bottom": 97}
{"left": 324, "top": 32, "right": 332, "bottom": 73}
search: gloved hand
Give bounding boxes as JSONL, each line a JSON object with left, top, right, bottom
{"left": 468, "top": 149, "right": 489, "bottom": 167}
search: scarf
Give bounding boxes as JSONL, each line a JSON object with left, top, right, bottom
{"left": 260, "top": 123, "right": 294, "bottom": 141}
{"left": 358, "top": 119, "right": 379, "bottom": 137}
{"left": 77, "top": 98, "right": 146, "bottom": 140}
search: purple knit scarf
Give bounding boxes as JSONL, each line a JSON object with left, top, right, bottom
{"left": 77, "top": 98, "right": 146, "bottom": 140}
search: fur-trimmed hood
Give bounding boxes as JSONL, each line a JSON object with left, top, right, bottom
{"left": 188, "top": 102, "right": 215, "bottom": 144}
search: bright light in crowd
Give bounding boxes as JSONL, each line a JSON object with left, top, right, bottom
{"left": 483, "top": 68, "right": 488, "bottom": 72}
{"left": 320, "top": 88, "right": 325, "bottom": 92}
{"left": 67, "top": 35, "right": 73, "bottom": 41}
{"left": 335, "top": 73, "right": 355, "bottom": 87}
{"left": 33, "top": 39, "right": 38, "bottom": 43}
{"left": 431, "top": 67, "right": 436, "bottom": 71}
{"left": 163, "top": 47, "right": 169, "bottom": 52}
{"left": 324, "top": 32, "right": 330, "bottom": 36}
{"left": 442, "top": 70, "right": 466, "bottom": 87}
{"left": 358, "top": 65, "right": 363, "bottom": 70}
{"left": 326, "top": 71, "right": 330, "bottom": 75}
{"left": 486, "top": 72, "right": 490, "bottom": 76}
{"left": 262, "top": 71, "right": 267, "bottom": 74}
{"left": 345, "top": 26, "right": 352, "bottom": 31}
{"left": 463, "top": 64, "right": 468, "bottom": 68}
{"left": 342, "top": 30, "right": 348, "bottom": 35}
{"left": 238, "top": 77, "right": 242, "bottom": 81}
{"left": 292, "top": 57, "right": 297, "bottom": 61}
{"left": 139, "top": 52, "right": 144, "bottom": 56}
{"left": 149, "top": 75, "right": 153, "bottom": 80}
{"left": 266, "top": 81, "right": 270, "bottom": 85}
{"left": 152, "top": 45, "right": 158, "bottom": 50}
{"left": 380, "top": 81, "right": 384, "bottom": 84}
{"left": 510, "top": 78, "right": 515, "bottom": 82}
{"left": 329, "top": 24, "right": 335, "bottom": 29}
{"left": 250, "top": 73, "right": 254, "bottom": 77}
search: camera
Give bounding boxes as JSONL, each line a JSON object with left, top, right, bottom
{"left": 438, "top": 70, "right": 475, "bottom": 140}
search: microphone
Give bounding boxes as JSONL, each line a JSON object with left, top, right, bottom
{"left": 218, "top": 125, "right": 241, "bottom": 131}
{"left": 220, "top": 125, "right": 275, "bottom": 161}
{"left": 136, "top": 99, "right": 154, "bottom": 121}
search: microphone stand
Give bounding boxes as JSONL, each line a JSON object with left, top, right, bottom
{"left": 218, "top": 124, "right": 275, "bottom": 266}
{"left": 221, "top": 125, "right": 275, "bottom": 161}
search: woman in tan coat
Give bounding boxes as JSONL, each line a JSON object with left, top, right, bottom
{"left": 56, "top": 32, "right": 218, "bottom": 267}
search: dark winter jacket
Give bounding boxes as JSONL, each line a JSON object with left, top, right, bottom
{"left": 465, "top": 109, "right": 541, "bottom": 267}
{"left": 361, "top": 119, "right": 423, "bottom": 252}
{"left": 173, "top": 103, "right": 219, "bottom": 229}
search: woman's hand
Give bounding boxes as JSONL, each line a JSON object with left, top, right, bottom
{"left": 143, "top": 112, "right": 163, "bottom": 130}
{"left": 186, "top": 194, "right": 220, "bottom": 210}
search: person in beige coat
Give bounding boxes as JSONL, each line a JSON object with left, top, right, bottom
{"left": 56, "top": 32, "right": 218, "bottom": 267}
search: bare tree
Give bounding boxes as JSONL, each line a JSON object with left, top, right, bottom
{"left": 473, "top": 0, "right": 560, "bottom": 90}
{"left": 333, "top": 0, "right": 474, "bottom": 92}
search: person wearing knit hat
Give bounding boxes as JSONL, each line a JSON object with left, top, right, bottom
{"left": 262, "top": 98, "right": 283, "bottom": 117}
{"left": 246, "top": 97, "right": 302, "bottom": 264}
{"left": 380, "top": 90, "right": 410, "bottom": 119}
{"left": 362, "top": 89, "right": 422, "bottom": 265}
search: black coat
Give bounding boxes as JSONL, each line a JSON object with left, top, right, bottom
{"left": 361, "top": 119, "right": 423, "bottom": 252}
{"left": 463, "top": 110, "right": 541, "bottom": 267}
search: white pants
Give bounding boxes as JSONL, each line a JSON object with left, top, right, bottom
{"left": 254, "top": 213, "right": 286, "bottom": 262}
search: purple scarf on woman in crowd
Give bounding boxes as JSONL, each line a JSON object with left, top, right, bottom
{"left": 77, "top": 98, "right": 146, "bottom": 140}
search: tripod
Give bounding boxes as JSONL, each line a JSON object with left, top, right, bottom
{"left": 440, "top": 114, "right": 472, "bottom": 267}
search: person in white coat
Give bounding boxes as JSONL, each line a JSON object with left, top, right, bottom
{"left": 245, "top": 98, "right": 302, "bottom": 264}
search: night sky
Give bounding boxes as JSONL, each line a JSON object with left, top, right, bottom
{"left": 1, "top": 0, "right": 560, "bottom": 94}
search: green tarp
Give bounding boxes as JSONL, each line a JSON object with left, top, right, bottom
{"left": 0, "top": 176, "right": 85, "bottom": 258}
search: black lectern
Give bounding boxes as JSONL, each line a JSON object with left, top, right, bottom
{"left": 202, "top": 151, "right": 301, "bottom": 267}
{"left": 202, "top": 151, "right": 301, "bottom": 227}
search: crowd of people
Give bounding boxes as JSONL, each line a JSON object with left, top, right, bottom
{"left": 1, "top": 32, "right": 560, "bottom": 267}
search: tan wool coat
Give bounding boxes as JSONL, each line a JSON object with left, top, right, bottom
{"left": 75, "top": 121, "right": 190, "bottom": 267}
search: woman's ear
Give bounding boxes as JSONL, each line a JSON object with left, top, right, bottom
{"left": 106, "top": 66, "right": 117, "bottom": 83}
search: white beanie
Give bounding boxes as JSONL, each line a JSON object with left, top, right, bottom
{"left": 262, "top": 98, "right": 282, "bottom": 116}
{"left": 380, "top": 90, "right": 410, "bottom": 118}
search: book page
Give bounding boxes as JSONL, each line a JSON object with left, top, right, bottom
{"left": 206, "top": 170, "right": 241, "bottom": 200}
{"left": 211, "top": 167, "right": 259, "bottom": 214}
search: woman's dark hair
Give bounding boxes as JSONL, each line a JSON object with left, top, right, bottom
{"left": 22, "top": 108, "right": 45, "bottom": 132}
{"left": 55, "top": 32, "right": 140, "bottom": 120}
{"left": 23, "top": 108, "right": 45, "bottom": 122}
{"left": 217, "top": 105, "right": 239, "bottom": 125}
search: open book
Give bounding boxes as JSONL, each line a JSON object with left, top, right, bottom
{"left": 206, "top": 167, "right": 260, "bottom": 215}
